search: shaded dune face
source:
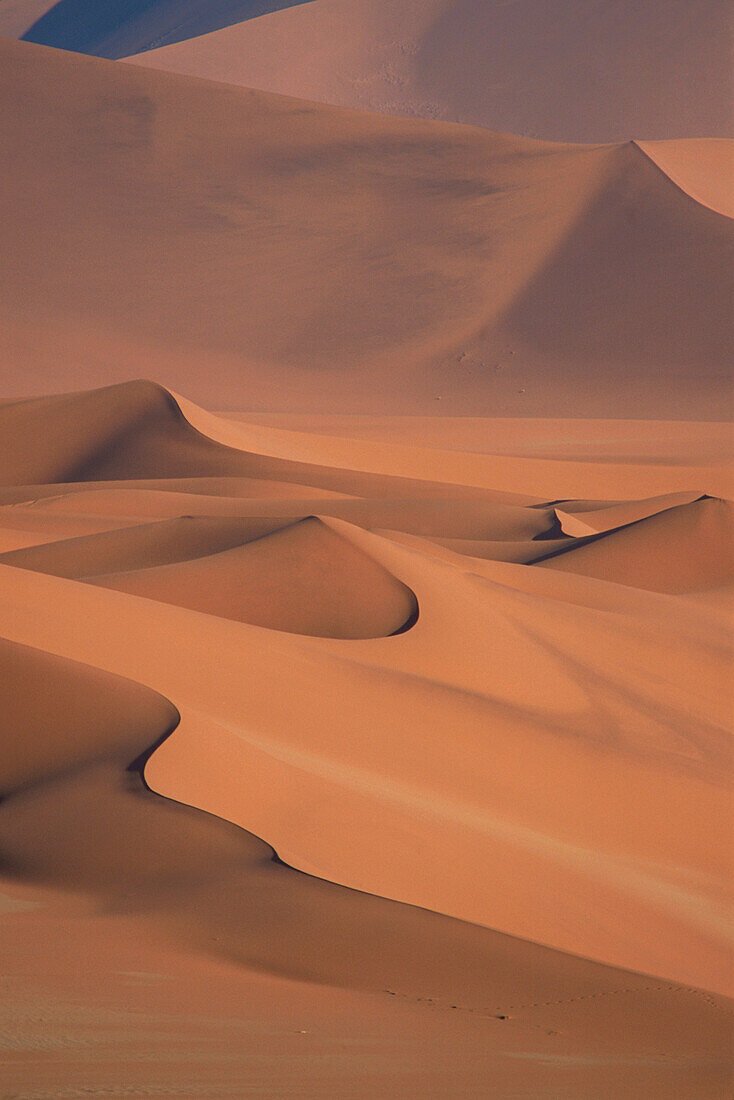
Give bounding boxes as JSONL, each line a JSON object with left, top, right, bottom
{"left": 0, "top": 636, "right": 179, "bottom": 799}
{"left": 0, "top": 379, "right": 242, "bottom": 486}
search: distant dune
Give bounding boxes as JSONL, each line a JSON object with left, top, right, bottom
{"left": 127, "top": 0, "right": 732, "bottom": 142}
{"left": 3, "top": 1, "right": 731, "bottom": 140}
{"left": 1, "top": 38, "right": 732, "bottom": 418}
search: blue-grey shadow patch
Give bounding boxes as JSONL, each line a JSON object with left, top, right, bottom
{"left": 22, "top": 0, "right": 316, "bottom": 60}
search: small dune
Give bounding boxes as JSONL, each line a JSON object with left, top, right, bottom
{"left": 87, "top": 516, "right": 418, "bottom": 638}
{"left": 537, "top": 497, "right": 734, "bottom": 594}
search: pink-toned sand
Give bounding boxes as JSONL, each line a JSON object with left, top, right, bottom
{"left": 1, "top": 379, "right": 732, "bottom": 1096}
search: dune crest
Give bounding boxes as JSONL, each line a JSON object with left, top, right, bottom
{"left": 2, "top": 383, "right": 732, "bottom": 995}
{"left": 88, "top": 516, "right": 419, "bottom": 639}
{"left": 2, "top": 380, "right": 732, "bottom": 1093}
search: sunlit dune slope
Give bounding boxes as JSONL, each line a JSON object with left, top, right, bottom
{"left": 2, "top": 9, "right": 733, "bottom": 1092}
{"left": 1, "top": 38, "right": 732, "bottom": 416}
{"left": 1, "top": 383, "right": 732, "bottom": 994}
{"left": 637, "top": 139, "right": 734, "bottom": 218}
{"left": 1, "top": 378, "right": 732, "bottom": 1093}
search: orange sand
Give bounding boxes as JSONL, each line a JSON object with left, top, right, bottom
{"left": 1, "top": 381, "right": 732, "bottom": 1096}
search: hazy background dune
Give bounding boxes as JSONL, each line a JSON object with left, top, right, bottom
{"left": 3, "top": 1, "right": 731, "bottom": 140}
{"left": 1, "top": 38, "right": 732, "bottom": 417}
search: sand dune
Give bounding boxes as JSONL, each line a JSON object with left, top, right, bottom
{"left": 538, "top": 497, "right": 734, "bottom": 594}
{"left": 5, "top": 2, "right": 729, "bottom": 143}
{"left": 0, "top": 514, "right": 296, "bottom": 577}
{"left": 126, "top": 0, "right": 734, "bottom": 142}
{"left": 1, "top": 379, "right": 732, "bottom": 1094}
{"left": 89, "top": 517, "right": 419, "bottom": 638}
{"left": 0, "top": 636, "right": 178, "bottom": 797}
{"left": 2, "top": 639, "right": 730, "bottom": 1098}
{"left": 1, "top": 39, "right": 732, "bottom": 417}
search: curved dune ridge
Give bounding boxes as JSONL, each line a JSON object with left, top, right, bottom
{"left": 1, "top": 38, "right": 732, "bottom": 417}
{"left": 88, "top": 517, "right": 419, "bottom": 639}
{"left": 1, "top": 378, "right": 733, "bottom": 1095}
{"left": 538, "top": 497, "right": 734, "bottom": 595}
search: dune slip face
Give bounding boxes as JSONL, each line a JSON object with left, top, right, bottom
{"left": 1, "top": 18, "right": 732, "bottom": 1099}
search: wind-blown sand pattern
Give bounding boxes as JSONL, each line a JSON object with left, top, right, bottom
{"left": 0, "top": 18, "right": 732, "bottom": 1100}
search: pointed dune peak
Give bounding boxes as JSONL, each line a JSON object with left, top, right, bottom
{"left": 0, "top": 515, "right": 295, "bottom": 579}
{"left": 88, "top": 517, "right": 419, "bottom": 638}
{"left": 0, "top": 379, "right": 194, "bottom": 486}
{"left": 555, "top": 491, "right": 705, "bottom": 536}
